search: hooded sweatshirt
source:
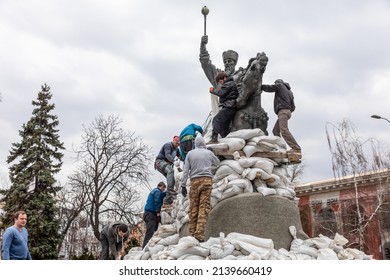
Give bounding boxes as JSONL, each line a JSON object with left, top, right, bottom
{"left": 261, "top": 80, "right": 295, "bottom": 114}
{"left": 181, "top": 135, "right": 220, "bottom": 188}
{"left": 101, "top": 221, "right": 129, "bottom": 257}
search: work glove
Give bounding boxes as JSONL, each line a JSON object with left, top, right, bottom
{"left": 181, "top": 186, "right": 187, "bottom": 197}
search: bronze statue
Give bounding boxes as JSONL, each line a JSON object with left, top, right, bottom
{"left": 199, "top": 7, "right": 269, "bottom": 135}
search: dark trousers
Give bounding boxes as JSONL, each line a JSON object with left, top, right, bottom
{"left": 142, "top": 211, "right": 159, "bottom": 248}
{"left": 99, "top": 232, "right": 116, "bottom": 260}
{"left": 212, "top": 107, "right": 236, "bottom": 137}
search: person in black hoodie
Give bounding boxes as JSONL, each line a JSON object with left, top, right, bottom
{"left": 208, "top": 71, "right": 239, "bottom": 143}
{"left": 261, "top": 79, "right": 301, "bottom": 154}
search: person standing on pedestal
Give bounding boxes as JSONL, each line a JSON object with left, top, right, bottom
{"left": 181, "top": 135, "right": 220, "bottom": 242}
{"left": 261, "top": 79, "right": 301, "bottom": 154}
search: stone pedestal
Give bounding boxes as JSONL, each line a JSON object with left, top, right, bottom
{"left": 204, "top": 193, "right": 308, "bottom": 250}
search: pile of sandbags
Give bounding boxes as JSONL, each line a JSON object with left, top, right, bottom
{"left": 126, "top": 129, "right": 372, "bottom": 260}
{"left": 124, "top": 226, "right": 372, "bottom": 260}
{"left": 180, "top": 129, "right": 297, "bottom": 208}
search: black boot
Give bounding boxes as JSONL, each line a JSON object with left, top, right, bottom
{"left": 207, "top": 132, "right": 219, "bottom": 144}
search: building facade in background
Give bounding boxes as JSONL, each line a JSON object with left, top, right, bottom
{"left": 296, "top": 169, "right": 390, "bottom": 260}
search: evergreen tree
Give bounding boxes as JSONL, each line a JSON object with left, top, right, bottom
{"left": 0, "top": 84, "right": 64, "bottom": 259}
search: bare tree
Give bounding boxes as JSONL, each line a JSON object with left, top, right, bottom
{"left": 288, "top": 161, "right": 305, "bottom": 184}
{"left": 56, "top": 182, "right": 88, "bottom": 247}
{"left": 68, "top": 115, "right": 152, "bottom": 240}
{"left": 326, "top": 118, "right": 390, "bottom": 252}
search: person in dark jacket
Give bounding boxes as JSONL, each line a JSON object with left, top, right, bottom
{"left": 142, "top": 182, "right": 167, "bottom": 248}
{"left": 154, "top": 136, "right": 181, "bottom": 204}
{"left": 208, "top": 71, "right": 239, "bottom": 143}
{"left": 99, "top": 221, "right": 129, "bottom": 260}
{"left": 179, "top": 123, "right": 203, "bottom": 160}
{"left": 261, "top": 79, "right": 301, "bottom": 153}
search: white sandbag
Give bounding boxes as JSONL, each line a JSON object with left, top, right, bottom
{"left": 124, "top": 249, "right": 144, "bottom": 260}
{"left": 265, "top": 174, "right": 281, "bottom": 186}
{"left": 242, "top": 145, "right": 263, "bottom": 157}
{"left": 253, "top": 158, "right": 276, "bottom": 174}
{"left": 226, "top": 232, "right": 274, "bottom": 251}
{"left": 220, "top": 185, "right": 244, "bottom": 200}
{"left": 219, "top": 159, "right": 244, "bottom": 174}
{"left": 140, "top": 251, "right": 151, "bottom": 260}
{"left": 244, "top": 140, "right": 258, "bottom": 147}
{"left": 243, "top": 178, "right": 253, "bottom": 193}
{"left": 226, "top": 128, "right": 264, "bottom": 140}
{"left": 210, "top": 196, "right": 219, "bottom": 208}
{"left": 244, "top": 168, "right": 272, "bottom": 181}
{"left": 148, "top": 244, "right": 166, "bottom": 256}
{"left": 155, "top": 224, "right": 177, "bottom": 238}
{"left": 161, "top": 211, "right": 174, "bottom": 225}
{"left": 177, "top": 254, "right": 206, "bottom": 260}
{"left": 209, "top": 243, "right": 235, "bottom": 260}
{"left": 275, "top": 188, "right": 294, "bottom": 199}
{"left": 345, "top": 248, "right": 372, "bottom": 260}
{"left": 228, "top": 238, "right": 273, "bottom": 259}
{"left": 337, "top": 249, "right": 356, "bottom": 260}
{"left": 154, "top": 250, "right": 174, "bottom": 260}
{"left": 312, "top": 235, "right": 333, "bottom": 249}
{"left": 225, "top": 173, "right": 242, "bottom": 181}
{"left": 246, "top": 135, "right": 264, "bottom": 144}
{"left": 271, "top": 185, "right": 296, "bottom": 197}
{"left": 215, "top": 177, "right": 228, "bottom": 187}
{"left": 222, "top": 255, "right": 238, "bottom": 260}
{"left": 157, "top": 234, "right": 180, "bottom": 246}
{"left": 238, "top": 156, "right": 265, "bottom": 168}
{"left": 256, "top": 141, "right": 279, "bottom": 152}
{"left": 218, "top": 182, "right": 235, "bottom": 193}
{"left": 256, "top": 186, "right": 276, "bottom": 196}
{"left": 170, "top": 246, "right": 210, "bottom": 259}
{"left": 293, "top": 245, "right": 318, "bottom": 258}
{"left": 257, "top": 135, "right": 287, "bottom": 150}
{"left": 293, "top": 253, "right": 315, "bottom": 260}
{"left": 219, "top": 137, "right": 246, "bottom": 152}
{"left": 211, "top": 188, "right": 222, "bottom": 200}
{"left": 213, "top": 165, "right": 235, "bottom": 181}
{"left": 317, "top": 248, "right": 339, "bottom": 260}
{"left": 226, "top": 179, "right": 248, "bottom": 189}
{"left": 253, "top": 178, "right": 267, "bottom": 188}
{"left": 206, "top": 142, "right": 229, "bottom": 152}
{"left": 333, "top": 232, "right": 349, "bottom": 246}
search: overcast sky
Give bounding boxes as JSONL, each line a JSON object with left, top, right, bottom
{"left": 1, "top": 0, "right": 390, "bottom": 197}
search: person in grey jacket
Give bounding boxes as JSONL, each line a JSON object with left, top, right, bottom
{"left": 261, "top": 79, "right": 301, "bottom": 154}
{"left": 99, "top": 221, "right": 129, "bottom": 260}
{"left": 181, "top": 135, "right": 220, "bottom": 242}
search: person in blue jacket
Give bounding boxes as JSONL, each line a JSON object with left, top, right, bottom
{"left": 142, "top": 182, "right": 167, "bottom": 248}
{"left": 1, "top": 210, "right": 32, "bottom": 260}
{"left": 179, "top": 123, "right": 203, "bottom": 160}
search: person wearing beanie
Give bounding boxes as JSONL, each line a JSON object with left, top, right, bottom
{"left": 181, "top": 135, "right": 220, "bottom": 242}
{"left": 261, "top": 79, "right": 301, "bottom": 154}
{"left": 154, "top": 136, "right": 181, "bottom": 204}
{"left": 142, "top": 182, "right": 167, "bottom": 248}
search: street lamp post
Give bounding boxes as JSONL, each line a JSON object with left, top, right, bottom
{"left": 371, "top": 114, "right": 390, "bottom": 124}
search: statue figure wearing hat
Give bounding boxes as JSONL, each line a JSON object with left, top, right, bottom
{"left": 199, "top": 35, "right": 269, "bottom": 136}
